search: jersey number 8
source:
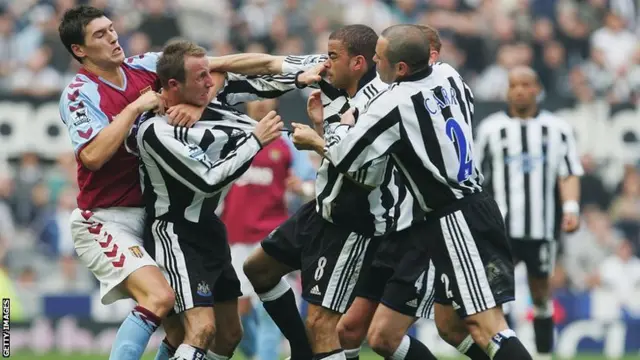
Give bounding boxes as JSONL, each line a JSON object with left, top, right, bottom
{"left": 445, "top": 117, "right": 473, "bottom": 182}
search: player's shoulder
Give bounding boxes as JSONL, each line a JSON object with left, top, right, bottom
{"left": 124, "top": 52, "right": 162, "bottom": 71}
{"left": 137, "top": 114, "right": 170, "bottom": 138}
{"left": 478, "top": 111, "right": 511, "bottom": 130}
{"left": 60, "top": 73, "right": 99, "bottom": 105}
{"left": 431, "top": 61, "right": 462, "bottom": 78}
{"left": 537, "top": 110, "right": 571, "bottom": 128}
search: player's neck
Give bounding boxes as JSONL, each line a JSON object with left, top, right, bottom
{"left": 509, "top": 106, "right": 538, "bottom": 120}
{"left": 83, "top": 60, "right": 124, "bottom": 88}
{"left": 163, "top": 92, "right": 180, "bottom": 109}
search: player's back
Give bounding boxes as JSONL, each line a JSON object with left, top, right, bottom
{"left": 60, "top": 53, "right": 161, "bottom": 210}
{"left": 221, "top": 137, "right": 293, "bottom": 244}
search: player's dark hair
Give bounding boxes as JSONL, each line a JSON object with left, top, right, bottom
{"left": 381, "top": 25, "right": 431, "bottom": 75}
{"left": 329, "top": 24, "right": 378, "bottom": 69}
{"left": 58, "top": 5, "right": 106, "bottom": 63}
{"left": 157, "top": 40, "right": 207, "bottom": 88}
{"left": 414, "top": 24, "right": 442, "bottom": 53}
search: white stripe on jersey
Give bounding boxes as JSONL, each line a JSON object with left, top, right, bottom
{"left": 475, "top": 110, "right": 584, "bottom": 240}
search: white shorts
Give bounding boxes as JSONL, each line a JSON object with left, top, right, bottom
{"left": 70, "top": 207, "right": 157, "bottom": 305}
{"left": 230, "top": 242, "right": 261, "bottom": 298}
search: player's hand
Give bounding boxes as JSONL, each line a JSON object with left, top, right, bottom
{"left": 340, "top": 108, "right": 356, "bottom": 126}
{"left": 562, "top": 212, "right": 580, "bottom": 233}
{"left": 253, "top": 110, "right": 283, "bottom": 146}
{"left": 167, "top": 104, "right": 203, "bottom": 127}
{"left": 307, "top": 90, "right": 324, "bottom": 127}
{"left": 297, "top": 63, "right": 325, "bottom": 86}
{"left": 133, "top": 91, "right": 165, "bottom": 115}
{"left": 286, "top": 170, "right": 304, "bottom": 194}
{"left": 291, "top": 122, "right": 322, "bottom": 151}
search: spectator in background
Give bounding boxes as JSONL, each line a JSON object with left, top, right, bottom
{"left": 0, "top": 8, "right": 20, "bottom": 91}
{"left": 0, "top": 170, "right": 14, "bottom": 264}
{"left": 563, "top": 207, "right": 623, "bottom": 291}
{"left": 598, "top": 239, "right": 640, "bottom": 302}
{"left": 137, "top": 0, "right": 181, "bottom": 50}
{"left": 609, "top": 166, "right": 640, "bottom": 245}
{"left": 579, "top": 154, "right": 611, "bottom": 211}
{"left": 11, "top": 152, "right": 43, "bottom": 227}
{"left": 591, "top": 11, "right": 638, "bottom": 75}
{"left": 580, "top": 47, "right": 616, "bottom": 100}
{"left": 10, "top": 45, "right": 62, "bottom": 97}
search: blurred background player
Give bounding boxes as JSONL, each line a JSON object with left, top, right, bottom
{"left": 474, "top": 66, "right": 583, "bottom": 360}
{"left": 221, "top": 98, "right": 316, "bottom": 360}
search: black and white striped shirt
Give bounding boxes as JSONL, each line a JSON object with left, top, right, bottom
{"left": 137, "top": 73, "right": 298, "bottom": 225}
{"left": 283, "top": 55, "right": 420, "bottom": 235}
{"left": 475, "top": 110, "right": 583, "bottom": 240}
{"left": 323, "top": 63, "right": 482, "bottom": 214}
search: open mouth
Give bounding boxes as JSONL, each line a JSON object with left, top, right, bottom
{"left": 113, "top": 46, "right": 122, "bottom": 54}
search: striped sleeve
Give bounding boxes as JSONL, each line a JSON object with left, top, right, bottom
{"left": 281, "top": 54, "right": 328, "bottom": 73}
{"left": 324, "top": 90, "right": 402, "bottom": 174}
{"left": 218, "top": 73, "right": 298, "bottom": 105}
{"left": 139, "top": 120, "right": 261, "bottom": 196}
{"left": 558, "top": 124, "right": 584, "bottom": 177}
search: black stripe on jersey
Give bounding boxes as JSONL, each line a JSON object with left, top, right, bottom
{"left": 334, "top": 107, "right": 400, "bottom": 174}
{"left": 143, "top": 124, "right": 250, "bottom": 194}
{"left": 560, "top": 132, "right": 573, "bottom": 174}
{"left": 223, "top": 78, "right": 295, "bottom": 99}
{"left": 416, "top": 91, "right": 465, "bottom": 193}
{"left": 541, "top": 125, "right": 549, "bottom": 238}
{"left": 447, "top": 77, "right": 469, "bottom": 125}
{"left": 520, "top": 125, "right": 531, "bottom": 236}
{"left": 285, "top": 56, "right": 304, "bottom": 65}
{"left": 380, "top": 161, "right": 396, "bottom": 232}
{"left": 199, "top": 129, "right": 215, "bottom": 150}
{"left": 319, "top": 80, "right": 346, "bottom": 100}
{"left": 500, "top": 128, "right": 510, "bottom": 226}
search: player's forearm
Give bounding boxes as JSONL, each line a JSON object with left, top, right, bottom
{"left": 80, "top": 104, "right": 140, "bottom": 171}
{"left": 560, "top": 175, "right": 580, "bottom": 211}
{"left": 209, "top": 54, "right": 286, "bottom": 75}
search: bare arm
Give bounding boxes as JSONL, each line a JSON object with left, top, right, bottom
{"left": 208, "top": 54, "right": 287, "bottom": 75}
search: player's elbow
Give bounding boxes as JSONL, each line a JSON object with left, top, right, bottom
{"left": 79, "top": 150, "right": 106, "bottom": 171}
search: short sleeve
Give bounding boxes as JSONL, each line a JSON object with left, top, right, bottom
{"left": 124, "top": 52, "right": 162, "bottom": 73}
{"left": 59, "top": 78, "right": 110, "bottom": 156}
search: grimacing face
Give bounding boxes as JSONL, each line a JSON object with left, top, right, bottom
{"left": 176, "top": 55, "right": 214, "bottom": 107}
{"left": 73, "top": 16, "right": 125, "bottom": 67}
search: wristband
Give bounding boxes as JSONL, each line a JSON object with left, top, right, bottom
{"left": 294, "top": 71, "right": 307, "bottom": 89}
{"left": 563, "top": 200, "right": 580, "bottom": 214}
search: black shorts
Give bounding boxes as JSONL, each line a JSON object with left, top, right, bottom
{"left": 355, "top": 229, "right": 436, "bottom": 319}
{"left": 261, "top": 201, "right": 373, "bottom": 314}
{"left": 144, "top": 217, "right": 242, "bottom": 314}
{"left": 510, "top": 238, "right": 557, "bottom": 278}
{"left": 402, "top": 192, "right": 515, "bottom": 318}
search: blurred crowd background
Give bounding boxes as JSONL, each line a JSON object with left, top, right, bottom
{"left": 1, "top": 0, "right": 640, "bottom": 337}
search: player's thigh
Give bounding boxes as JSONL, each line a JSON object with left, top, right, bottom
{"left": 301, "top": 220, "right": 374, "bottom": 314}
{"left": 428, "top": 194, "right": 515, "bottom": 318}
{"left": 70, "top": 208, "right": 164, "bottom": 305}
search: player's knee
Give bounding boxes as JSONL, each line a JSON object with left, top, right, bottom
{"left": 436, "top": 322, "right": 468, "bottom": 347}
{"left": 243, "top": 254, "right": 280, "bottom": 291}
{"left": 144, "top": 286, "right": 175, "bottom": 317}
{"left": 366, "top": 325, "right": 400, "bottom": 358}
{"left": 337, "top": 316, "right": 367, "bottom": 347}
{"left": 305, "top": 307, "right": 338, "bottom": 336}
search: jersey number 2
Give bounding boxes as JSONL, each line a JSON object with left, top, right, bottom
{"left": 445, "top": 118, "right": 473, "bottom": 182}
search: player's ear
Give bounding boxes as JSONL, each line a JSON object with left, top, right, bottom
{"left": 397, "top": 61, "right": 409, "bottom": 77}
{"left": 71, "top": 44, "right": 86, "bottom": 61}
{"left": 167, "top": 78, "right": 180, "bottom": 90}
